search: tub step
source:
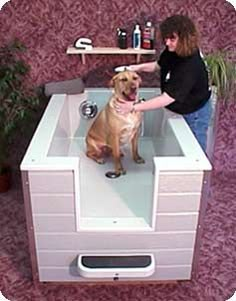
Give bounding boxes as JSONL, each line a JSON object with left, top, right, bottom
{"left": 77, "top": 253, "right": 155, "bottom": 278}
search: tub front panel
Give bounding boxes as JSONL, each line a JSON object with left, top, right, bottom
{"left": 155, "top": 213, "right": 198, "bottom": 231}
{"left": 35, "top": 232, "right": 195, "bottom": 282}
{"left": 156, "top": 193, "right": 201, "bottom": 213}
{"left": 33, "top": 215, "right": 76, "bottom": 232}
{"left": 28, "top": 170, "right": 76, "bottom": 237}
{"left": 27, "top": 167, "right": 197, "bottom": 282}
{"left": 29, "top": 171, "right": 74, "bottom": 193}
{"left": 37, "top": 248, "right": 193, "bottom": 281}
{"left": 38, "top": 265, "right": 192, "bottom": 282}
{"left": 35, "top": 232, "right": 196, "bottom": 250}
{"left": 154, "top": 170, "right": 203, "bottom": 253}
{"left": 158, "top": 171, "right": 203, "bottom": 193}
{"left": 31, "top": 194, "right": 75, "bottom": 214}
{"left": 37, "top": 249, "right": 194, "bottom": 267}
{"left": 154, "top": 171, "right": 203, "bottom": 231}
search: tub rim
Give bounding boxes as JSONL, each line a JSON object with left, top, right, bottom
{"left": 20, "top": 88, "right": 211, "bottom": 172}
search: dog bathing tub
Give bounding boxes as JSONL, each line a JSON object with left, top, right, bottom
{"left": 21, "top": 88, "right": 211, "bottom": 282}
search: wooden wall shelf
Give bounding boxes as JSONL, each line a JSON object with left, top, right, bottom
{"left": 66, "top": 46, "right": 156, "bottom": 64}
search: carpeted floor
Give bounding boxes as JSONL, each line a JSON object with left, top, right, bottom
{"left": 0, "top": 102, "right": 236, "bottom": 301}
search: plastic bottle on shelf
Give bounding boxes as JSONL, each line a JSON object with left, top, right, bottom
{"left": 117, "top": 28, "right": 128, "bottom": 49}
{"left": 133, "top": 24, "right": 141, "bottom": 49}
{"left": 142, "top": 21, "right": 155, "bottom": 49}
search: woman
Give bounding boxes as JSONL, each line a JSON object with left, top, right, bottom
{"left": 116, "top": 15, "right": 212, "bottom": 151}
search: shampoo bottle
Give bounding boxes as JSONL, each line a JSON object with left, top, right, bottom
{"left": 142, "top": 21, "right": 155, "bottom": 49}
{"left": 133, "top": 24, "right": 141, "bottom": 49}
{"left": 148, "top": 21, "right": 155, "bottom": 49}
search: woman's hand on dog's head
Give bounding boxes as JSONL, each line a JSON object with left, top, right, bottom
{"left": 129, "top": 65, "right": 141, "bottom": 72}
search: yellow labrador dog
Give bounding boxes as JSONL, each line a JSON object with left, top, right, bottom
{"left": 86, "top": 70, "right": 145, "bottom": 175}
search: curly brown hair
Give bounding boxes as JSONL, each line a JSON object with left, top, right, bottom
{"left": 159, "top": 15, "right": 199, "bottom": 57}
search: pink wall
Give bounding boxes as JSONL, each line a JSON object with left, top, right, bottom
{"left": 0, "top": 0, "right": 235, "bottom": 87}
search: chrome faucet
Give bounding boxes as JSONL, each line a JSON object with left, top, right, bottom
{"left": 79, "top": 100, "right": 98, "bottom": 119}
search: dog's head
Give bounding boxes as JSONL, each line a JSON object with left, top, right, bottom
{"left": 110, "top": 70, "right": 141, "bottom": 101}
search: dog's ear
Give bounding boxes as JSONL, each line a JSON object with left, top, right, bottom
{"left": 109, "top": 78, "right": 115, "bottom": 87}
{"left": 137, "top": 74, "right": 142, "bottom": 85}
{"left": 109, "top": 74, "right": 119, "bottom": 87}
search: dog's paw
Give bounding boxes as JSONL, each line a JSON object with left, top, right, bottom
{"left": 117, "top": 169, "right": 126, "bottom": 175}
{"left": 134, "top": 157, "right": 145, "bottom": 164}
{"left": 96, "top": 158, "right": 106, "bottom": 164}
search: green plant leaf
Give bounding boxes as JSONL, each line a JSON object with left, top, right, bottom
{"left": 204, "top": 51, "right": 236, "bottom": 99}
{"left": 0, "top": 39, "right": 40, "bottom": 168}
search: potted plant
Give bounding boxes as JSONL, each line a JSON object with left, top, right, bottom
{"left": 203, "top": 51, "right": 236, "bottom": 161}
{"left": 204, "top": 51, "right": 236, "bottom": 99}
{"left": 204, "top": 51, "right": 236, "bottom": 125}
{"left": 0, "top": 39, "right": 39, "bottom": 192}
